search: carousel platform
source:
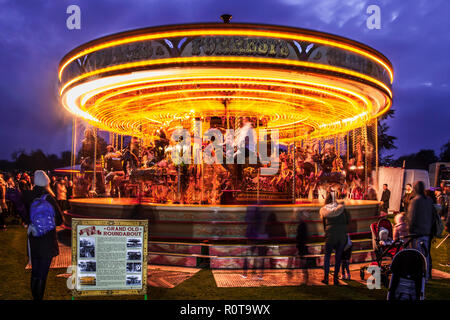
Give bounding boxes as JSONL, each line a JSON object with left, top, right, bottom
{"left": 64, "top": 198, "right": 380, "bottom": 269}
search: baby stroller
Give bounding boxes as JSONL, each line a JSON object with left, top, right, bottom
{"left": 360, "top": 218, "right": 408, "bottom": 287}
{"left": 387, "top": 248, "right": 427, "bottom": 300}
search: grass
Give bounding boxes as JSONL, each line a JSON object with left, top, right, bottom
{"left": 0, "top": 218, "right": 448, "bottom": 300}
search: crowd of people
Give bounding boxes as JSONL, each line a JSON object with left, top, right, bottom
{"left": 0, "top": 171, "right": 73, "bottom": 230}
{"left": 318, "top": 180, "right": 449, "bottom": 285}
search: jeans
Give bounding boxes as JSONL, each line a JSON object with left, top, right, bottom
{"left": 31, "top": 257, "right": 53, "bottom": 280}
{"left": 323, "top": 238, "right": 345, "bottom": 282}
{"left": 411, "top": 236, "right": 430, "bottom": 280}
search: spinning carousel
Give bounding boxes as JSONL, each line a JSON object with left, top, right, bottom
{"left": 58, "top": 17, "right": 393, "bottom": 267}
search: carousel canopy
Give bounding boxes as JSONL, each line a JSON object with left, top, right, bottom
{"left": 59, "top": 22, "right": 393, "bottom": 140}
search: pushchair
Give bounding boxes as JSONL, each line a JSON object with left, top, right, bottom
{"left": 360, "top": 218, "right": 410, "bottom": 287}
{"left": 387, "top": 248, "right": 427, "bottom": 300}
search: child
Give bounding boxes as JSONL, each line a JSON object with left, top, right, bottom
{"left": 341, "top": 235, "right": 353, "bottom": 280}
{"left": 379, "top": 227, "right": 393, "bottom": 246}
{"left": 393, "top": 213, "right": 408, "bottom": 241}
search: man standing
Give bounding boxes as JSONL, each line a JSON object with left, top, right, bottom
{"left": 380, "top": 184, "right": 391, "bottom": 215}
{"left": 401, "top": 183, "right": 414, "bottom": 213}
{"left": 407, "top": 181, "right": 434, "bottom": 280}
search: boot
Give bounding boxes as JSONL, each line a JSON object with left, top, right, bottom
{"left": 30, "top": 277, "right": 40, "bottom": 300}
{"left": 35, "top": 279, "right": 47, "bottom": 300}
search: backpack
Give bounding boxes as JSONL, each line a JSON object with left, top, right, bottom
{"left": 431, "top": 205, "right": 444, "bottom": 238}
{"left": 28, "top": 194, "right": 56, "bottom": 237}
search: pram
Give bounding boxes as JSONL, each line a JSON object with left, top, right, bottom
{"left": 360, "top": 218, "right": 413, "bottom": 287}
{"left": 387, "top": 248, "right": 427, "bottom": 300}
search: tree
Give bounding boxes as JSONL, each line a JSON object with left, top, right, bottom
{"left": 2, "top": 149, "right": 73, "bottom": 172}
{"left": 393, "top": 149, "right": 438, "bottom": 170}
{"left": 439, "top": 140, "right": 450, "bottom": 162}
{"left": 378, "top": 108, "right": 398, "bottom": 165}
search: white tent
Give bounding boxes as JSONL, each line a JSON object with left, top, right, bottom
{"left": 375, "top": 167, "right": 430, "bottom": 213}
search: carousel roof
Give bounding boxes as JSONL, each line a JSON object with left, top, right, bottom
{"left": 59, "top": 22, "right": 393, "bottom": 140}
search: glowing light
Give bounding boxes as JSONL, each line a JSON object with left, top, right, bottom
{"left": 58, "top": 27, "right": 393, "bottom": 83}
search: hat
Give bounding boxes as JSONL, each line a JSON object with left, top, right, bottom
{"left": 34, "top": 170, "right": 50, "bottom": 187}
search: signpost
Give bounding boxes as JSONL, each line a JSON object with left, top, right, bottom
{"left": 71, "top": 218, "right": 148, "bottom": 298}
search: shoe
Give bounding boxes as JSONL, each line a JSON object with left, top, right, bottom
{"left": 257, "top": 276, "right": 263, "bottom": 280}
{"left": 35, "top": 279, "right": 46, "bottom": 300}
{"left": 241, "top": 274, "right": 247, "bottom": 279}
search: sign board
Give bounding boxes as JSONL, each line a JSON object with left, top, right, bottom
{"left": 71, "top": 218, "right": 148, "bottom": 297}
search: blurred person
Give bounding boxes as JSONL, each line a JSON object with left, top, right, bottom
{"left": 67, "top": 180, "right": 73, "bottom": 200}
{"left": 55, "top": 179, "right": 68, "bottom": 211}
{"left": 14, "top": 173, "right": 22, "bottom": 190}
{"left": 425, "top": 189, "right": 437, "bottom": 204}
{"left": 50, "top": 176, "right": 57, "bottom": 195}
{"left": 341, "top": 234, "right": 353, "bottom": 280}
{"left": 20, "top": 173, "right": 32, "bottom": 191}
{"left": 242, "top": 204, "right": 268, "bottom": 280}
{"left": 366, "top": 185, "right": 378, "bottom": 201}
{"left": 320, "top": 190, "right": 350, "bottom": 285}
{"left": 0, "top": 174, "right": 7, "bottom": 230}
{"left": 295, "top": 211, "right": 309, "bottom": 284}
{"left": 407, "top": 181, "right": 433, "bottom": 281}
{"left": 435, "top": 188, "right": 448, "bottom": 219}
{"left": 446, "top": 217, "right": 450, "bottom": 267}
{"left": 401, "top": 183, "right": 414, "bottom": 214}
{"left": 22, "top": 170, "right": 63, "bottom": 300}
{"left": 393, "top": 212, "right": 408, "bottom": 241}
{"left": 380, "top": 184, "right": 390, "bottom": 215}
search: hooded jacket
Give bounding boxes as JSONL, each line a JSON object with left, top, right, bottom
{"left": 320, "top": 203, "right": 349, "bottom": 242}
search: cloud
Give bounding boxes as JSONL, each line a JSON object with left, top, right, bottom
{"left": 0, "top": 0, "right": 449, "bottom": 160}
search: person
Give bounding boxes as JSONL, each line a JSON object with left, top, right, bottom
{"left": 22, "top": 170, "right": 63, "bottom": 300}
{"left": 0, "top": 174, "right": 7, "bottom": 230}
{"left": 366, "top": 185, "right": 378, "bottom": 201}
{"left": 295, "top": 211, "right": 309, "bottom": 283}
{"left": 55, "top": 179, "right": 68, "bottom": 211}
{"left": 320, "top": 190, "right": 350, "bottom": 285}
{"left": 14, "top": 173, "right": 22, "bottom": 190}
{"left": 50, "top": 176, "right": 57, "bottom": 195}
{"left": 407, "top": 181, "right": 433, "bottom": 281}
{"left": 436, "top": 188, "right": 448, "bottom": 219}
{"left": 242, "top": 204, "right": 268, "bottom": 280}
{"left": 67, "top": 180, "right": 73, "bottom": 200}
{"left": 20, "top": 173, "right": 32, "bottom": 192}
{"left": 401, "top": 183, "right": 414, "bottom": 214}
{"left": 393, "top": 212, "right": 408, "bottom": 241}
{"left": 341, "top": 235, "right": 353, "bottom": 280}
{"left": 380, "top": 184, "right": 390, "bottom": 215}
{"left": 446, "top": 216, "right": 450, "bottom": 268}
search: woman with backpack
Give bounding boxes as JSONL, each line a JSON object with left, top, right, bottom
{"left": 319, "top": 189, "right": 350, "bottom": 285}
{"left": 22, "top": 170, "right": 63, "bottom": 300}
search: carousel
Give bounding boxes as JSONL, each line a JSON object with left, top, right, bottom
{"left": 58, "top": 16, "right": 393, "bottom": 268}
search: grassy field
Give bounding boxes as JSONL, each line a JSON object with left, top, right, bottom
{"left": 0, "top": 220, "right": 448, "bottom": 300}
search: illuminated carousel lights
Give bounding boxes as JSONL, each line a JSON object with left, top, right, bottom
{"left": 58, "top": 28, "right": 394, "bottom": 83}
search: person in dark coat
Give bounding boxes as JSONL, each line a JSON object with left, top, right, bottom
{"left": 320, "top": 191, "right": 350, "bottom": 285}
{"left": 295, "top": 211, "right": 309, "bottom": 283}
{"left": 380, "top": 184, "right": 391, "bottom": 214}
{"left": 407, "top": 181, "right": 433, "bottom": 281}
{"left": 22, "top": 170, "right": 63, "bottom": 300}
{"left": 401, "top": 183, "right": 414, "bottom": 214}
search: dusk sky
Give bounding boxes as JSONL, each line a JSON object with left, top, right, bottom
{"left": 0, "top": 0, "right": 449, "bottom": 161}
